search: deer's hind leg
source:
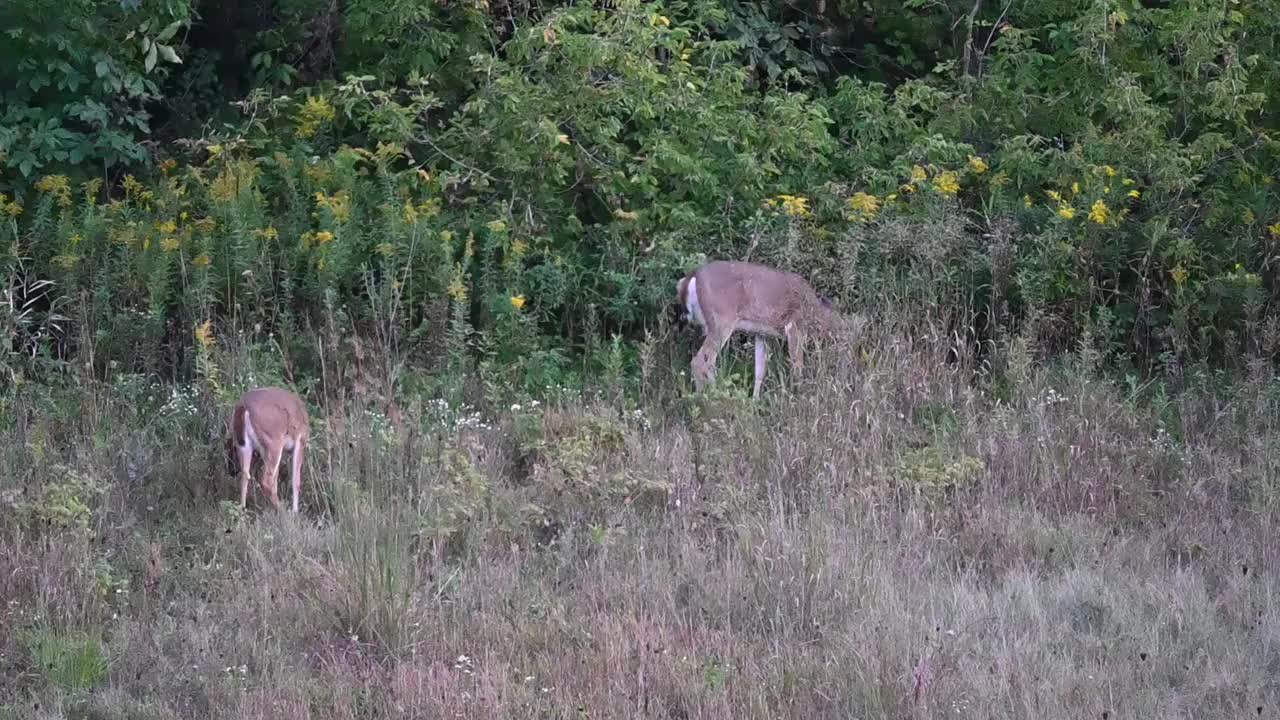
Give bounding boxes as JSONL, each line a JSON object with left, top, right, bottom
{"left": 784, "top": 322, "right": 808, "bottom": 384}
{"left": 259, "top": 443, "right": 284, "bottom": 510}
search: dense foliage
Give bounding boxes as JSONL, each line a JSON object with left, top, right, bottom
{"left": 4, "top": 0, "right": 1280, "bottom": 388}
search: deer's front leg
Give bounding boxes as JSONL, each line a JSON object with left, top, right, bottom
{"left": 753, "top": 336, "right": 769, "bottom": 398}
{"left": 289, "top": 439, "right": 305, "bottom": 513}
{"left": 692, "top": 325, "right": 733, "bottom": 393}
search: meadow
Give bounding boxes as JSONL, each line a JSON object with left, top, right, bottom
{"left": 2, "top": 303, "right": 1278, "bottom": 719}
{"left": 5, "top": 0, "right": 1280, "bottom": 716}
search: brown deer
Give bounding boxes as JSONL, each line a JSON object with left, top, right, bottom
{"left": 224, "top": 387, "right": 310, "bottom": 512}
{"left": 675, "top": 260, "right": 837, "bottom": 397}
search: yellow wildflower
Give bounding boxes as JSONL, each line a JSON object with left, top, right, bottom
{"left": 1170, "top": 264, "right": 1188, "bottom": 286}
{"left": 35, "top": 174, "right": 72, "bottom": 207}
{"left": 314, "top": 190, "right": 351, "bottom": 223}
{"left": 910, "top": 165, "right": 927, "bottom": 184}
{"left": 440, "top": 229, "right": 455, "bottom": 245}
{"left": 900, "top": 184, "right": 916, "bottom": 194}
{"left": 161, "top": 237, "right": 181, "bottom": 252}
{"left": 613, "top": 208, "right": 639, "bottom": 221}
{"left": 487, "top": 220, "right": 508, "bottom": 233}
{"left": 447, "top": 273, "right": 468, "bottom": 302}
{"left": 256, "top": 226, "right": 279, "bottom": 240}
{"left": 194, "top": 217, "right": 217, "bottom": 233}
{"left": 885, "top": 193, "right": 898, "bottom": 202}
{"left": 375, "top": 242, "right": 396, "bottom": 257}
{"left": 160, "top": 158, "right": 177, "bottom": 173}
{"left": 296, "top": 95, "right": 337, "bottom": 139}
{"left": 418, "top": 199, "right": 441, "bottom": 219}
{"left": 511, "top": 238, "right": 528, "bottom": 257}
{"left": 968, "top": 156, "right": 988, "bottom": 174}
{"left": 1121, "top": 178, "right": 1135, "bottom": 186}
{"left": 846, "top": 191, "right": 880, "bottom": 222}
{"left": 557, "top": 134, "right": 571, "bottom": 145}
{"left": 157, "top": 219, "right": 178, "bottom": 235}
{"left": 1127, "top": 189, "right": 1141, "bottom": 199}
{"left": 3, "top": 198, "right": 21, "bottom": 217}
{"left": 510, "top": 295, "right": 527, "bottom": 310}
{"left": 1045, "top": 190, "right": 1062, "bottom": 202}
{"left": 932, "top": 171, "right": 960, "bottom": 196}
{"left": 1102, "top": 165, "right": 1117, "bottom": 177}
{"left": 403, "top": 200, "right": 419, "bottom": 224}
{"left": 779, "top": 194, "right": 810, "bottom": 217}
{"left": 314, "top": 230, "right": 335, "bottom": 245}
{"left": 192, "top": 253, "right": 212, "bottom": 268}
{"left": 1243, "top": 208, "right": 1256, "bottom": 224}
{"left": 194, "top": 319, "right": 214, "bottom": 350}
{"left": 1023, "top": 194, "right": 1033, "bottom": 208}
{"left": 1071, "top": 182, "right": 1080, "bottom": 194}
{"left": 1057, "top": 203, "right": 1076, "bottom": 220}
{"left": 1088, "top": 200, "right": 1110, "bottom": 224}
{"left": 651, "top": 14, "right": 670, "bottom": 27}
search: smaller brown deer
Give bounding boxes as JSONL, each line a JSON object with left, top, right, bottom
{"left": 675, "top": 260, "right": 837, "bottom": 397}
{"left": 224, "top": 386, "right": 310, "bottom": 512}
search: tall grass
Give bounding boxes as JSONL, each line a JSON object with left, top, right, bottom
{"left": 2, "top": 308, "right": 1279, "bottom": 718}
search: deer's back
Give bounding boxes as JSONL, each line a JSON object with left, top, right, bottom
{"left": 694, "top": 261, "right": 822, "bottom": 330}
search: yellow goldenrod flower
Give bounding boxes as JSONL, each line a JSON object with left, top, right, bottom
{"left": 846, "top": 191, "right": 880, "bottom": 222}
{"left": 968, "top": 156, "right": 988, "bottom": 174}
{"left": 314, "top": 230, "right": 335, "bottom": 245}
{"left": 1088, "top": 200, "right": 1110, "bottom": 224}
{"left": 932, "top": 171, "right": 960, "bottom": 196}
{"left": 1057, "top": 203, "right": 1076, "bottom": 220}
{"left": 447, "top": 274, "right": 468, "bottom": 302}
{"left": 296, "top": 95, "right": 337, "bottom": 139}
{"left": 161, "top": 237, "right": 181, "bottom": 252}
{"left": 194, "top": 320, "right": 214, "bottom": 349}
{"left": 510, "top": 295, "right": 527, "bottom": 310}
{"left": 35, "top": 174, "right": 72, "bottom": 207}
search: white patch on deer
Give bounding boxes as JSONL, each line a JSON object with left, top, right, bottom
{"left": 685, "top": 276, "right": 706, "bottom": 327}
{"left": 242, "top": 412, "right": 261, "bottom": 452}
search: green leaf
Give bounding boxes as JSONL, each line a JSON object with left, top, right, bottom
{"left": 145, "top": 44, "right": 157, "bottom": 73}
{"left": 158, "top": 44, "right": 181, "bottom": 64}
{"left": 157, "top": 20, "right": 182, "bottom": 43}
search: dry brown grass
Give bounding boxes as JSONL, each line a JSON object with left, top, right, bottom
{"left": 1, "top": 316, "right": 1278, "bottom": 719}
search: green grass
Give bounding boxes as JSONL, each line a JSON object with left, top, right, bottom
{"left": 1, "top": 316, "right": 1278, "bottom": 719}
